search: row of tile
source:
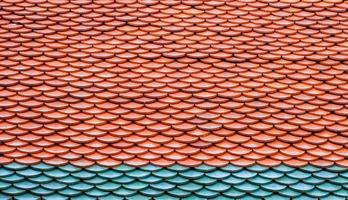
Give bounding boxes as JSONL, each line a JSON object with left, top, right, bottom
{"left": 0, "top": 163, "right": 347, "bottom": 200}
{"left": 0, "top": 1, "right": 347, "bottom": 57}
{"left": 0, "top": 0, "right": 348, "bottom": 167}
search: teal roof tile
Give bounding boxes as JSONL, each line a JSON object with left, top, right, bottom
{"left": 331, "top": 176, "right": 348, "bottom": 184}
{"left": 1, "top": 174, "right": 24, "bottom": 182}
{"left": 340, "top": 171, "right": 348, "bottom": 178}
{"left": 306, "top": 188, "right": 329, "bottom": 198}
{"left": 0, "top": 169, "right": 13, "bottom": 177}
{"left": 2, "top": 187, "right": 25, "bottom": 195}
{"left": 222, "top": 176, "right": 244, "bottom": 184}
{"left": 259, "top": 170, "right": 283, "bottom": 179}
{"left": 302, "top": 176, "right": 325, "bottom": 184}
{"left": 112, "top": 175, "right": 134, "bottom": 184}
{"left": 179, "top": 170, "right": 204, "bottom": 179}
{"left": 57, "top": 188, "right": 81, "bottom": 197}
{"left": 234, "top": 182, "right": 260, "bottom": 192}
{"left": 42, "top": 182, "right": 66, "bottom": 190}
{"left": 69, "top": 182, "right": 93, "bottom": 191}
{"left": 31, "top": 187, "right": 53, "bottom": 196}
{"left": 98, "top": 170, "right": 122, "bottom": 179}
{"left": 140, "top": 175, "right": 162, "bottom": 183}
{"left": 70, "top": 194, "right": 95, "bottom": 200}
{"left": 13, "top": 181, "right": 38, "bottom": 190}
{"left": 123, "top": 181, "right": 148, "bottom": 190}
{"left": 0, "top": 181, "right": 11, "bottom": 190}
{"left": 4, "top": 163, "right": 26, "bottom": 170}
{"left": 168, "top": 165, "right": 189, "bottom": 172}
{"left": 139, "top": 188, "right": 163, "bottom": 196}
{"left": 96, "top": 182, "right": 121, "bottom": 191}
{"left": 71, "top": 171, "right": 95, "bottom": 179}
{"left": 223, "top": 188, "right": 246, "bottom": 198}
{"left": 153, "top": 169, "right": 177, "bottom": 178}
{"left": 112, "top": 187, "right": 136, "bottom": 196}
{"left": 84, "top": 177, "right": 107, "bottom": 184}
{"left": 342, "top": 183, "right": 348, "bottom": 190}
{"left": 247, "top": 165, "right": 268, "bottom": 172}
{"left": 262, "top": 182, "right": 287, "bottom": 191}
{"left": 31, "top": 164, "right": 54, "bottom": 171}
{"left": 220, "top": 165, "right": 241, "bottom": 172}
{"left": 275, "top": 176, "right": 299, "bottom": 185}
{"left": 115, "top": 165, "right": 134, "bottom": 172}
{"left": 290, "top": 182, "right": 315, "bottom": 191}
{"left": 85, "top": 188, "right": 109, "bottom": 197}
{"left": 126, "top": 169, "right": 150, "bottom": 178}
{"left": 0, "top": 194, "right": 10, "bottom": 200}
{"left": 273, "top": 165, "right": 294, "bottom": 173}
{"left": 194, "top": 188, "right": 219, "bottom": 198}
{"left": 333, "top": 189, "right": 348, "bottom": 197}
{"left": 293, "top": 196, "right": 317, "bottom": 200}
{"left": 167, "top": 176, "right": 189, "bottom": 184}
{"left": 328, "top": 166, "right": 347, "bottom": 172}
{"left": 321, "top": 196, "right": 346, "bottom": 200}
{"left": 205, "top": 182, "right": 230, "bottom": 192}
{"left": 250, "top": 188, "right": 272, "bottom": 197}
{"left": 44, "top": 169, "right": 69, "bottom": 178}
{"left": 233, "top": 170, "right": 257, "bottom": 178}
{"left": 156, "top": 194, "right": 179, "bottom": 200}
{"left": 29, "top": 175, "right": 52, "bottom": 184}
{"left": 182, "top": 195, "right": 203, "bottom": 200}
{"left": 101, "top": 194, "right": 123, "bottom": 200}
{"left": 57, "top": 176, "right": 80, "bottom": 184}
{"left": 86, "top": 165, "right": 107, "bottom": 173}
{"left": 287, "top": 170, "right": 312, "bottom": 179}
{"left": 249, "top": 176, "right": 272, "bottom": 184}
{"left": 314, "top": 170, "right": 338, "bottom": 179}
{"left": 0, "top": 163, "right": 346, "bottom": 199}
{"left": 206, "top": 170, "right": 230, "bottom": 179}
{"left": 178, "top": 182, "right": 203, "bottom": 192}
{"left": 60, "top": 165, "right": 80, "bottom": 173}
{"left": 278, "top": 188, "right": 301, "bottom": 197}
{"left": 141, "top": 164, "right": 161, "bottom": 172}
{"left": 238, "top": 196, "right": 260, "bottom": 200}
{"left": 127, "top": 194, "right": 152, "bottom": 200}
{"left": 212, "top": 196, "right": 231, "bottom": 200}
{"left": 14, "top": 193, "right": 38, "bottom": 200}
{"left": 42, "top": 193, "right": 67, "bottom": 200}
{"left": 264, "top": 194, "right": 289, "bottom": 200}
{"left": 195, "top": 165, "right": 216, "bottom": 172}
{"left": 194, "top": 176, "right": 216, "bottom": 185}
{"left": 317, "top": 182, "right": 341, "bottom": 192}
{"left": 300, "top": 165, "right": 321, "bottom": 173}
{"left": 151, "top": 182, "right": 175, "bottom": 190}
{"left": 167, "top": 188, "right": 191, "bottom": 197}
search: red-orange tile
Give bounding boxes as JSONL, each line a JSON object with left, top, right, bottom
{"left": 0, "top": 0, "right": 347, "bottom": 168}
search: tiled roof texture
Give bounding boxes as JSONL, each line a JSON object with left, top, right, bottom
{"left": 0, "top": 163, "right": 347, "bottom": 199}
{"left": 0, "top": 0, "right": 348, "bottom": 168}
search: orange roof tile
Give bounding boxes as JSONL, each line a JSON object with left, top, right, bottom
{"left": 0, "top": 0, "right": 348, "bottom": 167}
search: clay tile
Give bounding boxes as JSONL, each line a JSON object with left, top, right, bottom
{"left": 0, "top": 0, "right": 347, "bottom": 168}
{"left": 327, "top": 124, "right": 348, "bottom": 132}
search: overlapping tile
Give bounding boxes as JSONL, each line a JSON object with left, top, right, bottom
{"left": 0, "top": 163, "right": 346, "bottom": 200}
{"left": 0, "top": 0, "right": 348, "bottom": 167}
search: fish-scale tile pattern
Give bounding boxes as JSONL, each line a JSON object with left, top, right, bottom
{"left": 0, "top": 0, "right": 348, "bottom": 167}
{"left": 0, "top": 163, "right": 347, "bottom": 200}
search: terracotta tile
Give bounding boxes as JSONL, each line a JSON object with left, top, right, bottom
{"left": 0, "top": 0, "right": 347, "bottom": 168}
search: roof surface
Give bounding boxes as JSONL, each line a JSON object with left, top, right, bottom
{"left": 0, "top": 163, "right": 347, "bottom": 199}
{"left": 1, "top": 0, "right": 348, "bottom": 199}
{"left": 0, "top": 0, "right": 348, "bottom": 168}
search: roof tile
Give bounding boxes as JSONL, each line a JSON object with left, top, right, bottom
{"left": 0, "top": 0, "right": 347, "bottom": 168}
